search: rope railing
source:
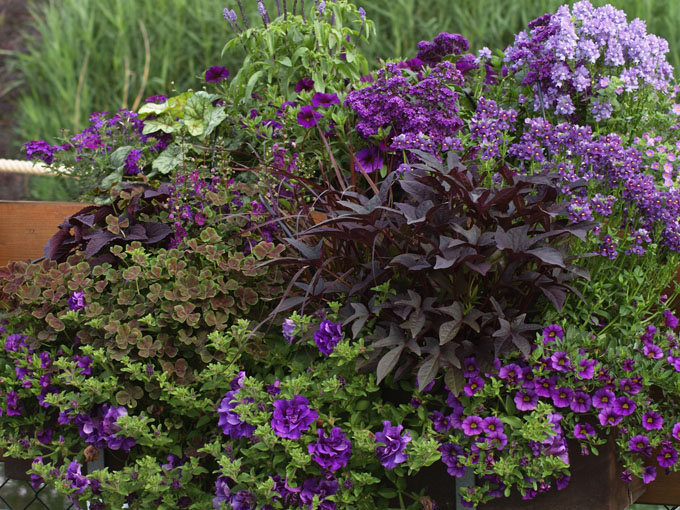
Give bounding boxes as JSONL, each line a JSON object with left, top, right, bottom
{"left": 0, "top": 158, "right": 61, "bottom": 176}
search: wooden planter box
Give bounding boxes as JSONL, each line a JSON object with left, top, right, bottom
{"left": 0, "top": 200, "right": 84, "bottom": 267}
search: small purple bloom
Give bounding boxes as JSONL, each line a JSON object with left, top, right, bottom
{"left": 68, "top": 291, "right": 86, "bottom": 311}
{"left": 644, "top": 343, "right": 663, "bottom": 359}
{"left": 354, "top": 146, "right": 383, "bottom": 173}
{"left": 313, "top": 320, "right": 343, "bottom": 356}
{"left": 311, "top": 92, "right": 340, "bottom": 108}
{"left": 570, "top": 391, "right": 591, "bottom": 413}
{"left": 297, "top": 105, "right": 323, "bottom": 128}
{"left": 308, "top": 427, "right": 352, "bottom": 471}
{"left": 498, "top": 363, "right": 523, "bottom": 384}
{"left": 542, "top": 324, "right": 563, "bottom": 343}
{"left": 613, "top": 396, "right": 636, "bottom": 416}
{"left": 551, "top": 387, "right": 573, "bottom": 408}
{"left": 592, "top": 388, "right": 614, "bottom": 409}
{"left": 642, "top": 411, "right": 663, "bottom": 430}
{"left": 271, "top": 395, "right": 318, "bottom": 439}
{"left": 598, "top": 408, "right": 622, "bottom": 427}
{"left": 658, "top": 444, "right": 678, "bottom": 468}
{"left": 574, "top": 423, "right": 595, "bottom": 439}
{"left": 643, "top": 465, "right": 657, "bottom": 484}
{"left": 673, "top": 422, "right": 680, "bottom": 440}
{"left": 295, "top": 77, "right": 315, "bottom": 93}
{"left": 550, "top": 351, "right": 572, "bottom": 372}
{"left": 205, "top": 66, "right": 230, "bottom": 83}
{"left": 577, "top": 358, "right": 596, "bottom": 379}
{"left": 464, "top": 376, "right": 484, "bottom": 396}
{"left": 665, "top": 310, "right": 679, "bottom": 329}
{"left": 514, "top": 389, "right": 538, "bottom": 411}
{"left": 375, "top": 420, "right": 411, "bottom": 469}
{"left": 482, "top": 416, "right": 504, "bottom": 437}
{"left": 462, "top": 415, "right": 483, "bottom": 436}
{"left": 282, "top": 318, "right": 296, "bottom": 343}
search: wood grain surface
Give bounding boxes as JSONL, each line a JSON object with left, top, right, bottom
{"left": 0, "top": 201, "right": 84, "bottom": 266}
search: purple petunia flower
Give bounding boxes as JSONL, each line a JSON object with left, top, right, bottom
{"left": 354, "top": 145, "right": 383, "bottom": 173}
{"left": 481, "top": 416, "right": 504, "bottom": 438}
{"left": 577, "top": 358, "right": 597, "bottom": 379}
{"left": 643, "top": 343, "right": 663, "bottom": 359}
{"left": 665, "top": 310, "right": 679, "bottom": 329}
{"left": 550, "top": 351, "right": 572, "bottom": 372}
{"left": 66, "top": 460, "right": 90, "bottom": 494}
{"left": 308, "top": 427, "right": 352, "bottom": 471}
{"left": 297, "top": 105, "right": 323, "bottom": 128}
{"left": 462, "top": 415, "right": 484, "bottom": 436}
{"left": 592, "top": 388, "right": 615, "bottom": 409}
{"left": 300, "top": 476, "right": 338, "bottom": 510}
{"left": 619, "top": 378, "right": 642, "bottom": 395}
{"left": 271, "top": 395, "right": 318, "bottom": 440}
{"left": 282, "top": 318, "right": 296, "bottom": 343}
{"left": 542, "top": 324, "right": 563, "bottom": 343}
{"left": 375, "top": 420, "right": 411, "bottom": 469}
{"left": 642, "top": 411, "right": 664, "bottom": 430}
{"left": 498, "top": 363, "right": 523, "bottom": 384}
{"left": 205, "top": 66, "right": 230, "bottom": 83}
{"left": 295, "top": 77, "right": 315, "bottom": 93}
{"left": 68, "top": 291, "right": 86, "bottom": 311}
{"left": 311, "top": 92, "right": 340, "bottom": 108}
{"left": 313, "top": 320, "right": 343, "bottom": 356}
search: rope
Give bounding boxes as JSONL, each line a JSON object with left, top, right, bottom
{"left": 0, "top": 158, "right": 62, "bottom": 176}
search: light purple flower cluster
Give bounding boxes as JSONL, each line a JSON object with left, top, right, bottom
{"left": 469, "top": 97, "right": 517, "bottom": 160}
{"left": 74, "top": 404, "right": 136, "bottom": 452}
{"left": 68, "top": 291, "right": 86, "bottom": 311}
{"left": 505, "top": 1, "right": 673, "bottom": 120}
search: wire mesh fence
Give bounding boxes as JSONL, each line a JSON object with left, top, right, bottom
{"left": 0, "top": 462, "right": 74, "bottom": 510}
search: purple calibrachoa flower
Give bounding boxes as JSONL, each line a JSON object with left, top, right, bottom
{"left": 570, "top": 391, "right": 591, "bottom": 413}
{"left": 551, "top": 387, "right": 574, "bottom": 408}
{"left": 313, "top": 320, "right": 343, "bottom": 356}
{"left": 574, "top": 423, "right": 595, "bottom": 439}
{"left": 658, "top": 443, "right": 678, "bottom": 468}
{"left": 612, "top": 396, "right": 636, "bottom": 416}
{"left": 673, "top": 422, "right": 680, "bottom": 440}
{"left": 464, "top": 376, "right": 484, "bottom": 396}
{"left": 271, "top": 395, "right": 318, "bottom": 440}
{"left": 295, "top": 77, "right": 314, "bottom": 93}
{"left": 439, "top": 443, "right": 466, "bottom": 477}
{"left": 204, "top": 66, "right": 230, "bottom": 83}
{"left": 619, "top": 378, "right": 642, "bottom": 395}
{"left": 665, "top": 309, "right": 679, "bottom": 329}
{"left": 308, "top": 427, "right": 352, "bottom": 471}
{"left": 550, "top": 351, "right": 572, "bottom": 372}
{"left": 592, "top": 388, "right": 614, "bottom": 409}
{"left": 297, "top": 105, "right": 323, "bottom": 128}
{"left": 354, "top": 146, "right": 383, "bottom": 173}
{"left": 642, "top": 411, "right": 664, "bottom": 430}
{"left": 498, "top": 363, "right": 523, "bottom": 384}
{"left": 462, "top": 415, "right": 484, "bottom": 436}
{"left": 542, "top": 324, "right": 563, "bottom": 343}
{"left": 629, "top": 434, "right": 652, "bottom": 455}
{"left": 643, "top": 465, "right": 657, "bottom": 484}
{"left": 375, "top": 420, "right": 411, "bottom": 469}
{"left": 577, "top": 358, "right": 596, "bottom": 379}
{"left": 481, "top": 416, "right": 504, "bottom": 437}
{"left": 68, "top": 291, "right": 86, "bottom": 311}
{"left": 514, "top": 389, "right": 538, "bottom": 411}
{"left": 643, "top": 343, "right": 663, "bottom": 360}
{"left": 598, "top": 408, "right": 622, "bottom": 427}
{"left": 311, "top": 92, "right": 340, "bottom": 108}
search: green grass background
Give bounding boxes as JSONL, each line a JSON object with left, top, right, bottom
{"left": 5, "top": 0, "right": 680, "bottom": 199}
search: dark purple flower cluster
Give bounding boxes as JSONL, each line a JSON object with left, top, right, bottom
{"left": 345, "top": 61, "right": 464, "bottom": 147}
{"left": 504, "top": 1, "right": 673, "bottom": 120}
{"left": 68, "top": 291, "right": 86, "bottom": 311}
{"left": 74, "top": 404, "right": 136, "bottom": 452}
{"left": 374, "top": 420, "right": 411, "bottom": 469}
{"left": 217, "top": 372, "right": 256, "bottom": 439}
{"left": 213, "top": 477, "right": 255, "bottom": 510}
{"left": 308, "top": 427, "right": 352, "bottom": 471}
{"left": 313, "top": 320, "right": 343, "bottom": 356}
{"left": 415, "top": 32, "right": 469, "bottom": 66}
{"left": 271, "top": 395, "right": 318, "bottom": 440}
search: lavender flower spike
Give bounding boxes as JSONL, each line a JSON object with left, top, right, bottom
{"left": 257, "top": 1, "right": 270, "bottom": 26}
{"left": 223, "top": 9, "right": 242, "bottom": 34}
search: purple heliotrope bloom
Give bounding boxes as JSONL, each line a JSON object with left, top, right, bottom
{"left": 311, "top": 92, "right": 340, "bottom": 108}
{"left": 308, "top": 427, "right": 352, "bottom": 471}
{"left": 68, "top": 291, "right": 86, "bottom": 311}
{"left": 313, "top": 320, "right": 343, "bottom": 356}
{"left": 642, "top": 411, "right": 663, "bottom": 430}
{"left": 205, "top": 66, "right": 230, "bottom": 83}
{"left": 375, "top": 420, "right": 411, "bottom": 469}
{"left": 542, "top": 324, "right": 563, "bottom": 343}
{"left": 271, "top": 395, "right": 318, "bottom": 440}
{"left": 297, "top": 105, "right": 323, "bottom": 128}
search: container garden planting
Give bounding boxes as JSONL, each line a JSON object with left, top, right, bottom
{"left": 1, "top": 1, "right": 680, "bottom": 509}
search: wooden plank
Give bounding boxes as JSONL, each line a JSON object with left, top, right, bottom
{"left": 635, "top": 469, "right": 680, "bottom": 505}
{"left": 0, "top": 201, "right": 84, "bottom": 266}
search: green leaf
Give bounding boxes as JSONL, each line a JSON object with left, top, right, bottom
{"left": 109, "top": 146, "right": 132, "bottom": 171}
{"left": 152, "top": 144, "right": 183, "bottom": 175}
{"left": 184, "top": 91, "right": 227, "bottom": 138}
{"left": 143, "top": 115, "right": 182, "bottom": 135}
